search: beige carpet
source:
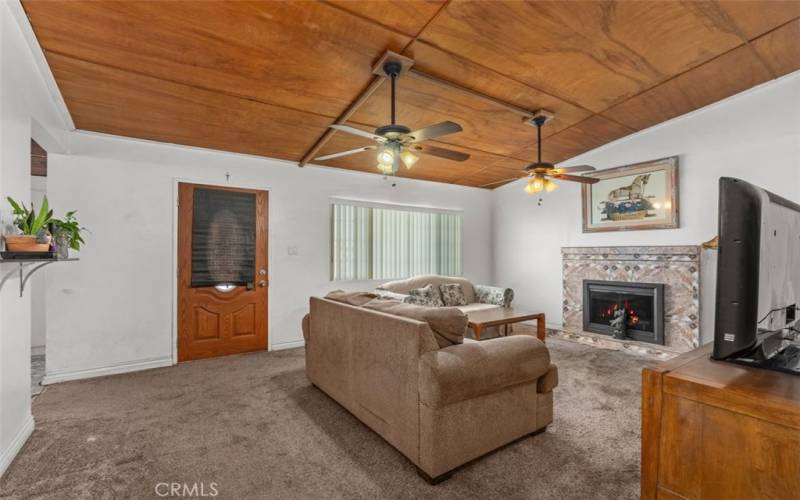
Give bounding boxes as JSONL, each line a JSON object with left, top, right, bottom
{"left": 1, "top": 337, "right": 654, "bottom": 499}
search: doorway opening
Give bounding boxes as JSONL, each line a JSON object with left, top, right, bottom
{"left": 31, "top": 139, "right": 47, "bottom": 396}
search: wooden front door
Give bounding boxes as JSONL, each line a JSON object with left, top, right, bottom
{"left": 178, "top": 183, "right": 268, "bottom": 362}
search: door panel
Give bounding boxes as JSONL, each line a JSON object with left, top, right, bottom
{"left": 178, "top": 183, "right": 268, "bottom": 361}
{"left": 232, "top": 304, "right": 255, "bottom": 337}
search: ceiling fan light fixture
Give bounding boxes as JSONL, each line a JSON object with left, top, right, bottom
{"left": 377, "top": 144, "right": 394, "bottom": 166}
{"left": 400, "top": 148, "right": 418, "bottom": 169}
{"left": 544, "top": 178, "right": 558, "bottom": 192}
{"left": 525, "top": 174, "right": 546, "bottom": 194}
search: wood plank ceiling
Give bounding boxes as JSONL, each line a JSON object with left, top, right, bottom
{"left": 23, "top": 1, "right": 800, "bottom": 188}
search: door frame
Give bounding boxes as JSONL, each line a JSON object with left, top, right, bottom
{"left": 170, "top": 177, "right": 272, "bottom": 365}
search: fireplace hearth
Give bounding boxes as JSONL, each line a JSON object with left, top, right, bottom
{"left": 583, "top": 280, "right": 664, "bottom": 345}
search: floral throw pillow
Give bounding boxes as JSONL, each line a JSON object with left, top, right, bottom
{"left": 439, "top": 283, "right": 467, "bottom": 307}
{"left": 404, "top": 284, "right": 445, "bottom": 307}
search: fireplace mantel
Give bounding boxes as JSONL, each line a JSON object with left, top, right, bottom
{"left": 562, "top": 245, "right": 700, "bottom": 352}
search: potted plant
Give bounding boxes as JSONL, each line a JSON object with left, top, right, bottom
{"left": 4, "top": 197, "right": 53, "bottom": 252}
{"left": 51, "top": 211, "right": 87, "bottom": 258}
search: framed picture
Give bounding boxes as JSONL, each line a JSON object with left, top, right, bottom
{"left": 581, "top": 156, "right": 679, "bottom": 233}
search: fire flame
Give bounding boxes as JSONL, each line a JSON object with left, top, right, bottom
{"left": 599, "top": 302, "right": 640, "bottom": 325}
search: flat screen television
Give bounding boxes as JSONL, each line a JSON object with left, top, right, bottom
{"left": 712, "top": 177, "right": 800, "bottom": 374}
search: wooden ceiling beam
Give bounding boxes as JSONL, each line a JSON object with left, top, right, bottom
{"left": 298, "top": 74, "right": 385, "bottom": 166}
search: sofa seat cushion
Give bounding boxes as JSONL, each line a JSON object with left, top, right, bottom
{"left": 378, "top": 275, "right": 477, "bottom": 304}
{"left": 418, "top": 336, "right": 551, "bottom": 408}
{"left": 374, "top": 290, "right": 409, "bottom": 301}
{"left": 455, "top": 303, "right": 502, "bottom": 314}
{"left": 362, "top": 298, "right": 467, "bottom": 348}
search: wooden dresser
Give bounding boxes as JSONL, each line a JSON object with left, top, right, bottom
{"left": 641, "top": 343, "right": 800, "bottom": 499}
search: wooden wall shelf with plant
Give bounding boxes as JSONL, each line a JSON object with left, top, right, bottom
{"left": 3, "top": 196, "right": 86, "bottom": 258}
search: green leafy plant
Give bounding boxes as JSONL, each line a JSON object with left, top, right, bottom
{"left": 51, "top": 210, "right": 87, "bottom": 251}
{"left": 6, "top": 196, "right": 53, "bottom": 236}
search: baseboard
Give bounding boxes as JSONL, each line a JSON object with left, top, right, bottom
{"left": 42, "top": 356, "right": 174, "bottom": 385}
{"left": 271, "top": 339, "right": 305, "bottom": 351}
{"left": 0, "top": 414, "right": 34, "bottom": 479}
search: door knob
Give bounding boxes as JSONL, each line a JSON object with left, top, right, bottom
{"left": 259, "top": 269, "right": 267, "bottom": 276}
{"left": 258, "top": 280, "right": 267, "bottom": 287}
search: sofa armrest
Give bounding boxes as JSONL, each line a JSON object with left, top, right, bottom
{"left": 419, "top": 336, "right": 551, "bottom": 408}
{"left": 301, "top": 313, "right": 310, "bottom": 346}
{"left": 474, "top": 284, "right": 514, "bottom": 307}
{"left": 537, "top": 364, "right": 558, "bottom": 393}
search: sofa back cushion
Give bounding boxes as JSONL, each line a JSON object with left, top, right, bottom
{"left": 307, "top": 297, "right": 435, "bottom": 461}
{"left": 405, "top": 284, "right": 445, "bottom": 307}
{"left": 439, "top": 283, "right": 468, "bottom": 307}
{"left": 378, "top": 275, "right": 476, "bottom": 303}
{"left": 363, "top": 299, "right": 467, "bottom": 348}
{"left": 325, "top": 290, "right": 379, "bottom": 306}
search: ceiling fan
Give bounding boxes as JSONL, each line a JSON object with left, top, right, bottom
{"left": 314, "top": 61, "right": 470, "bottom": 174}
{"left": 482, "top": 114, "right": 599, "bottom": 192}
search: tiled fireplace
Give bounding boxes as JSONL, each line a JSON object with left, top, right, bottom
{"left": 562, "top": 246, "right": 700, "bottom": 353}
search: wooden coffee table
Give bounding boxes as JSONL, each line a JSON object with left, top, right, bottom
{"left": 467, "top": 308, "right": 546, "bottom": 342}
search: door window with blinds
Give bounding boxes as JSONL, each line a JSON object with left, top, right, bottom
{"left": 331, "top": 201, "right": 463, "bottom": 281}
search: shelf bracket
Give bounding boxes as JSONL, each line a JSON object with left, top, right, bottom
{"left": 0, "top": 259, "right": 76, "bottom": 297}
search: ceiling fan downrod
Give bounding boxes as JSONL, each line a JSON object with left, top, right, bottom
{"left": 533, "top": 115, "right": 546, "bottom": 164}
{"left": 376, "top": 61, "right": 410, "bottom": 138}
{"left": 384, "top": 61, "right": 402, "bottom": 126}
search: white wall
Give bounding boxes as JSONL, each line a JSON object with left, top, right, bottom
{"left": 29, "top": 176, "right": 47, "bottom": 352}
{"left": 43, "top": 131, "right": 493, "bottom": 382}
{"left": 0, "top": 1, "right": 69, "bottom": 477}
{"left": 492, "top": 72, "right": 800, "bottom": 342}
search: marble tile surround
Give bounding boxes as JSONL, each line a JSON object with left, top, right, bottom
{"left": 562, "top": 246, "right": 701, "bottom": 352}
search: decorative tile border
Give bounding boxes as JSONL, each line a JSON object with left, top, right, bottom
{"left": 562, "top": 246, "right": 701, "bottom": 352}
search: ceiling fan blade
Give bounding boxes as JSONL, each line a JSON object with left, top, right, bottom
{"left": 329, "top": 124, "right": 383, "bottom": 142}
{"left": 314, "top": 145, "right": 376, "bottom": 161}
{"left": 479, "top": 176, "right": 527, "bottom": 188}
{"left": 407, "top": 121, "right": 463, "bottom": 143}
{"left": 553, "top": 164, "right": 596, "bottom": 173}
{"left": 413, "top": 144, "right": 470, "bottom": 162}
{"left": 551, "top": 173, "right": 600, "bottom": 184}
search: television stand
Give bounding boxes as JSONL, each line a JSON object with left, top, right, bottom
{"left": 642, "top": 343, "right": 800, "bottom": 499}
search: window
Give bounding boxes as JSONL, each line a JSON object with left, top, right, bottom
{"left": 331, "top": 201, "right": 463, "bottom": 281}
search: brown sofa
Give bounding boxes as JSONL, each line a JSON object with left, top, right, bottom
{"left": 376, "top": 274, "right": 515, "bottom": 338}
{"left": 303, "top": 296, "right": 558, "bottom": 483}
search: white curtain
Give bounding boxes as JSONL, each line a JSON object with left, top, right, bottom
{"left": 331, "top": 204, "right": 372, "bottom": 280}
{"left": 331, "top": 203, "right": 463, "bottom": 281}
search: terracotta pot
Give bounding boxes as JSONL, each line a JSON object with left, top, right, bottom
{"left": 4, "top": 234, "right": 51, "bottom": 252}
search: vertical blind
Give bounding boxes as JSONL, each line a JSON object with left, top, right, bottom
{"left": 332, "top": 202, "right": 463, "bottom": 281}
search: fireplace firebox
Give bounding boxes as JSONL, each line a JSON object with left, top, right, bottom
{"left": 582, "top": 280, "right": 664, "bottom": 345}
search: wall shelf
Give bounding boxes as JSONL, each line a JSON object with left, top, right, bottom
{"left": 0, "top": 258, "right": 78, "bottom": 297}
